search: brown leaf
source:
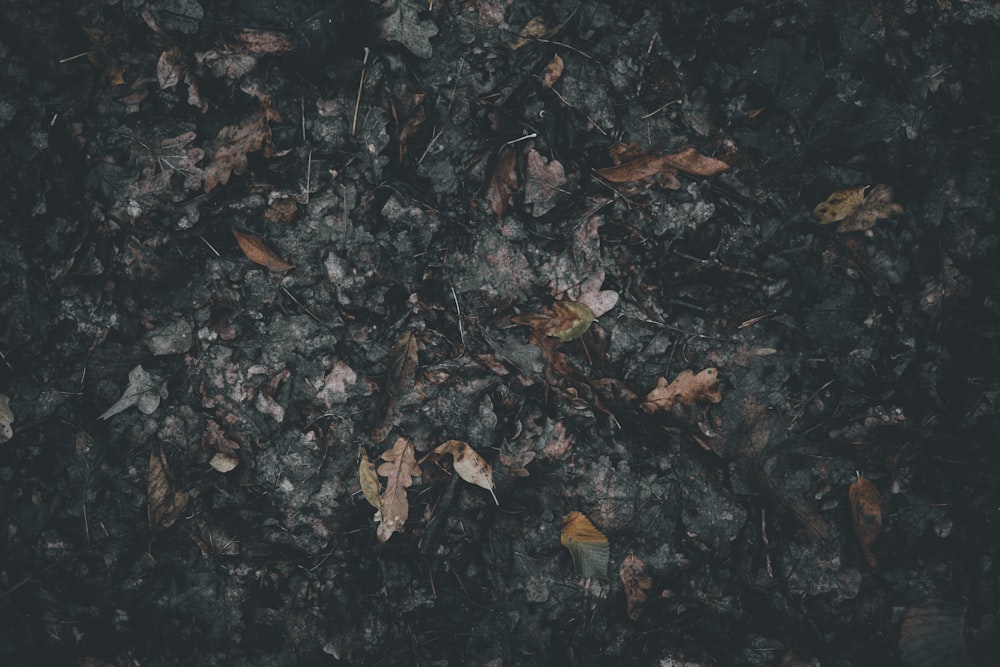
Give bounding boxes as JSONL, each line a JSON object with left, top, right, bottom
{"left": 849, "top": 473, "right": 882, "bottom": 567}
{"left": 375, "top": 437, "right": 421, "bottom": 542}
{"left": 523, "top": 148, "right": 566, "bottom": 217}
{"left": 561, "top": 511, "right": 609, "bottom": 579}
{"left": 424, "top": 440, "right": 498, "bottom": 504}
{"left": 620, "top": 554, "right": 653, "bottom": 621}
{"left": 232, "top": 228, "right": 293, "bottom": 271}
{"left": 836, "top": 184, "right": 903, "bottom": 232}
{"left": 485, "top": 145, "right": 519, "bottom": 217}
{"left": 540, "top": 54, "right": 564, "bottom": 89}
{"left": 195, "top": 49, "right": 258, "bottom": 79}
{"left": 813, "top": 186, "right": 866, "bottom": 224}
{"left": 264, "top": 198, "right": 298, "bottom": 224}
{"left": 660, "top": 147, "right": 731, "bottom": 177}
{"left": 148, "top": 446, "right": 189, "bottom": 529}
{"left": 203, "top": 108, "right": 278, "bottom": 192}
{"left": 513, "top": 300, "right": 595, "bottom": 342}
{"left": 596, "top": 153, "right": 667, "bottom": 183}
{"left": 359, "top": 449, "right": 382, "bottom": 510}
{"left": 157, "top": 47, "right": 184, "bottom": 89}
{"left": 371, "top": 331, "right": 419, "bottom": 442}
{"left": 640, "top": 368, "right": 722, "bottom": 413}
{"left": 234, "top": 28, "right": 296, "bottom": 55}
{"left": 512, "top": 16, "right": 556, "bottom": 50}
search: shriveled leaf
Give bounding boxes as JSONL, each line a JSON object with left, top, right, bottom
{"left": 234, "top": 28, "right": 296, "bottom": 55}
{"left": 540, "top": 54, "right": 564, "bottom": 89}
{"left": 660, "top": 147, "right": 730, "bottom": 177}
{"left": 264, "top": 197, "right": 299, "bottom": 223}
{"left": 203, "top": 107, "right": 280, "bottom": 192}
{"left": 157, "top": 47, "right": 184, "bottom": 89}
{"left": 577, "top": 289, "right": 618, "bottom": 318}
{"left": 561, "top": 511, "right": 609, "bottom": 579}
{"left": 813, "top": 186, "right": 866, "bottom": 224}
{"left": 148, "top": 446, "right": 189, "bottom": 529}
{"left": 99, "top": 364, "right": 167, "bottom": 420}
{"left": 378, "top": 0, "right": 439, "bottom": 59}
{"left": 836, "top": 184, "right": 903, "bottom": 232}
{"left": 620, "top": 554, "right": 653, "bottom": 621}
{"left": 376, "top": 437, "right": 421, "bottom": 542}
{"left": 524, "top": 148, "right": 566, "bottom": 217}
{"left": 485, "top": 145, "right": 519, "bottom": 217}
{"left": 640, "top": 368, "right": 722, "bottom": 413}
{"left": 596, "top": 153, "right": 666, "bottom": 183}
{"left": 512, "top": 16, "right": 556, "bottom": 49}
{"left": 359, "top": 449, "right": 382, "bottom": 510}
{"left": 232, "top": 228, "right": 293, "bottom": 271}
{"left": 849, "top": 473, "right": 882, "bottom": 567}
{"left": 195, "top": 49, "right": 258, "bottom": 79}
{"left": 425, "top": 440, "right": 498, "bottom": 504}
{"left": 372, "top": 331, "right": 419, "bottom": 442}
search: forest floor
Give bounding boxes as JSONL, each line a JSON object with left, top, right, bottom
{"left": 1, "top": 1, "right": 999, "bottom": 665}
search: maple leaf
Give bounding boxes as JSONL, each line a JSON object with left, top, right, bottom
{"left": 375, "top": 437, "right": 421, "bottom": 542}
{"left": 640, "top": 368, "right": 722, "bottom": 413}
{"left": 203, "top": 106, "right": 281, "bottom": 192}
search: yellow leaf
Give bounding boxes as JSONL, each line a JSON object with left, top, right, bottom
{"left": 812, "top": 186, "right": 866, "bottom": 224}
{"left": 359, "top": 449, "right": 382, "bottom": 510}
{"left": 513, "top": 300, "right": 595, "bottom": 342}
{"left": 232, "top": 228, "right": 293, "bottom": 271}
{"left": 427, "top": 440, "right": 498, "bottom": 504}
{"left": 835, "top": 184, "right": 904, "bottom": 233}
{"left": 561, "top": 511, "right": 609, "bottom": 579}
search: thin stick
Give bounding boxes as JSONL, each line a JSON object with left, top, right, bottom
{"left": 450, "top": 284, "right": 466, "bottom": 350}
{"left": 351, "top": 47, "right": 370, "bottom": 136}
{"left": 59, "top": 51, "right": 91, "bottom": 64}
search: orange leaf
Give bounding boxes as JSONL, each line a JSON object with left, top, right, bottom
{"left": 595, "top": 153, "right": 667, "bottom": 183}
{"left": 231, "top": 228, "right": 293, "bottom": 271}
{"left": 660, "top": 147, "right": 730, "bottom": 177}
{"left": 849, "top": 473, "right": 882, "bottom": 567}
{"left": 620, "top": 554, "right": 652, "bottom": 621}
{"left": 540, "top": 54, "right": 564, "bottom": 89}
{"left": 376, "top": 437, "right": 421, "bottom": 542}
{"left": 640, "top": 368, "right": 722, "bottom": 413}
{"left": 561, "top": 511, "right": 609, "bottom": 579}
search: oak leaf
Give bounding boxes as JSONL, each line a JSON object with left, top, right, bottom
{"left": 849, "top": 473, "right": 882, "bottom": 567}
{"left": 524, "top": 148, "right": 566, "bottom": 217}
{"left": 561, "top": 511, "right": 609, "bottom": 579}
{"left": 203, "top": 106, "right": 281, "bottom": 192}
{"left": 376, "top": 437, "right": 422, "bottom": 542}
{"left": 232, "top": 228, "right": 293, "bottom": 271}
{"left": 148, "top": 446, "right": 189, "bottom": 529}
{"left": 423, "top": 440, "right": 498, "bottom": 504}
{"left": 640, "top": 368, "right": 722, "bottom": 413}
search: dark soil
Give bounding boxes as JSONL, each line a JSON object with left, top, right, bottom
{"left": 2, "top": 1, "right": 999, "bottom": 665}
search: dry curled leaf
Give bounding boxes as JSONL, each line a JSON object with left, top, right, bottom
{"left": 512, "top": 16, "right": 556, "bottom": 49}
{"left": 660, "top": 147, "right": 731, "bottom": 177}
{"left": 561, "top": 511, "right": 609, "bottom": 579}
{"left": 148, "top": 446, "right": 189, "bottom": 529}
{"left": 376, "top": 437, "right": 421, "bottom": 542}
{"left": 597, "top": 146, "right": 729, "bottom": 185}
{"left": 813, "top": 184, "right": 903, "bottom": 232}
{"left": 232, "top": 228, "right": 293, "bottom": 271}
{"left": 620, "top": 554, "right": 653, "bottom": 621}
{"left": 813, "top": 186, "right": 866, "bottom": 224}
{"left": 359, "top": 449, "right": 382, "bottom": 510}
{"left": 640, "top": 368, "right": 722, "bottom": 413}
{"left": 203, "top": 106, "right": 281, "bottom": 192}
{"left": 371, "top": 331, "right": 419, "bottom": 442}
{"left": 849, "top": 473, "right": 882, "bottom": 567}
{"left": 423, "top": 440, "right": 498, "bottom": 505}
{"left": 596, "top": 152, "right": 666, "bottom": 183}
{"left": 540, "top": 54, "right": 564, "bottom": 89}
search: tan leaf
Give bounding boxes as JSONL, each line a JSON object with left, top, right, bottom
{"left": 561, "top": 511, "right": 609, "bottom": 579}
{"left": 640, "top": 368, "right": 722, "bottom": 413}
{"left": 524, "top": 148, "right": 566, "bottom": 217}
{"left": 512, "top": 16, "right": 556, "bottom": 50}
{"left": 371, "top": 331, "right": 419, "bottom": 442}
{"left": 849, "top": 473, "right": 882, "bottom": 567}
{"left": 359, "top": 449, "right": 382, "bottom": 510}
{"left": 209, "top": 451, "right": 239, "bottom": 473}
{"left": 660, "top": 147, "right": 730, "bottom": 177}
{"left": 157, "top": 47, "right": 184, "bottom": 89}
{"left": 620, "top": 554, "right": 653, "bottom": 621}
{"left": 376, "top": 437, "right": 421, "bottom": 542}
{"left": 485, "top": 145, "right": 519, "bottom": 217}
{"left": 264, "top": 198, "right": 298, "bottom": 223}
{"left": 836, "top": 184, "right": 903, "bottom": 232}
{"left": 813, "top": 186, "right": 866, "bottom": 224}
{"left": 234, "top": 28, "right": 296, "bottom": 55}
{"left": 232, "top": 228, "right": 293, "bottom": 271}
{"left": 540, "top": 54, "right": 564, "bottom": 89}
{"left": 425, "top": 440, "right": 498, "bottom": 504}
{"left": 596, "top": 153, "right": 667, "bottom": 183}
{"left": 203, "top": 108, "right": 278, "bottom": 192}
{"left": 148, "top": 446, "right": 189, "bottom": 528}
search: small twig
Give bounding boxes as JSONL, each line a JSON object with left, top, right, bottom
{"left": 351, "top": 47, "right": 370, "bottom": 136}
{"left": 450, "top": 284, "right": 466, "bottom": 351}
{"left": 199, "top": 235, "right": 221, "bottom": 257}
{"left": 501, "top": 132, "right": 536, "bottom": 149}
{"left": 300, "top": 95, "right": 306, "bottom": 143}
{"left": 282, "top": 287, "right": 322, "bottom": 322}
{"left": 304, "top": 147, "right": 313, "bottom": 205}
{"left": 59, "top": 51, "right": 91, "bottom": 64}
{"left": 641, "top": 98, "right": 681, "bottom": 119}
{"left": 417, "top": 127, "right": 443, "bottom": 165}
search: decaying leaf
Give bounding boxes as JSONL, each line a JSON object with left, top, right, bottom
{"left": 264, "top": 198, "right": 298, "bottom": 223}
{"left": 513, "top": 300, "right": 595, "bottom": 342}
{"left": 849, "top": 473, "right": 882, "bottom": 567}
{"left": 371, "top": 331, "right": 419, "bottom": 442}
{"left": 209, "top": 452, "right": 239, "bottom": 473}
{"left": 512, "top": 16, "right": 557, "bottom": 49}
{"left": 524, "top": 148, "right": 566, "bottom": 217}
{"left": 620, "top": 554, "right": 653, "bottom": 621}
{"left": 596, "top": 152, "right": 666, "bottom": 183}
{"left": 899, "top": 597, "right": 967, "bottom": 667}
{"left": 375, "top": 437, "right": 422, "bottom": 542}
{"left": 99, "top": 364, "right": 168, "bottom": 420}
{"left": 485, "top": 145, "right": 519, "bottom": 217}
{"left": 157, "top": 47, "right": 184, "bottom": 89}
{"left": 203, "top": 106, "right": 281, "bottom": 192}
{"left": 423, "top": 440, "right": 498, "bottom": 504}
{"left": 234, "top": 28, "right": 296, "bottom": 55}
{"left": 813, "top": 184, "right": 903, "bottom": 232}
{"left": 148, "top": 446, "right": 189, "bottom": 529}
{"left": 378, "top": 0, "right": 439, "bottom": 59}
{"left": 540, "top": 54, "right": 564, "bottom": 89}
{"left": 232, "top": 228, "right": 293, "bottom": 271}
{"left": 596, "top": 145, "right": 729, "bottom": 185}
{"left": 561, "top": 511, "right": 609, "bottom": 579}
{"left": 640, "top": 368, "right": 722, "bottom": 413}
{"left": 0, "top": 394, "right": 14, "bottom": 444}
{"left": 359, "top": 449, "right": 382, "bottom": 510}
{"left": 660, "top": 147, "right": 731, "bottom": 177}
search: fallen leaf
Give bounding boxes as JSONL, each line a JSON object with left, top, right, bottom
{"left": 195, "top": 49, "right": 258, "bottom": 79}
{"left": 232, "top": 228, "right": 293, "bottom": 271}
{"left": 485, "top": 145, "right": 519, "bottom": 217}
{"left": 640, "top": 368, "right": 722, "bottom": 413}
{"left": 513, "top": 300, "right": 595, "bottom": 342}
{"left": 660, "top": 147, "right": 730, "bottom": 177}
{"left": 620, "top": 554, "right": 653, "bottom": 621}
{"left": 597, "top": 145, "right": 729, "bottom": 185}
{"left": 813, "top": 186, "right": 867, "bottom": 224}
{"left": 359, "top": 449, "right": 382, "bottom": 510}
{"left": 0, "top": 394, "right": 13, "bottom": 444}
{"left": 512, "top": 16, "right": 556, "bottom": 50}
{"left": 371, "top": 331, "right": 419, "bottom": 442}
{"left": 423, "top": 440, "right": 498, "bottom": 504}
{"left": 203, "top": 107, "right": 280, "bottom": 192}
{"left": 157, "top": 47, "right": 184, "bottom": 89}
{"left": 378, "top": 0, "right": 439, "bottom": 59}
{"left": 264, "top": 198, "right": 298, "bottom": 223}
{"left": 99, "top": 365, "right": 168, "bottom": 420}
{"left": 376, "top": 437, "right": 422, "bottom": 542}
{"left": 849, "top": 473, "right": 882, "bottom": 567}
{"left": 576, "top": 289, "right": 618, "bottom": 319}
{"left": 148, "top": 446, "right": 189, "bottom": 529}
{"left": 561, "top": 511, "right": 609, "bottom": 579}
{"left": 540, "top": 54, "right": 564, "bottom": 89}
{"left": 392, "top": 93, "right": 426, "bottom": 162}
{"left": 898, "top": 597, "right": 967, "bottom": 667}
{"left": 836, "top": 184, "right": 904, "bottom": 232}
{"left": 209, "top": 452, "right": 239, "bottom": 473}
{"left": 524, "top": 148, "right": 566, "bottom": 217}
{"left": 596, "top": 152, "right": 666, "bottom": 183}
{"left": 234, "top": 28, "right": 296, "bottom": 55}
